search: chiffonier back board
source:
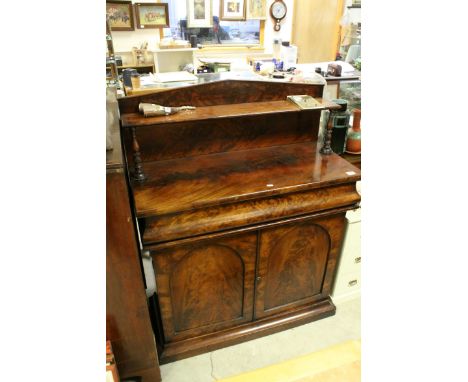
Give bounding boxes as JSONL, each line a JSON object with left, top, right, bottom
{"left": 117, "top": 79, "right": 361, "bottom": 364}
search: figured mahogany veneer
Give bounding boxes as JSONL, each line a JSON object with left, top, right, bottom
{"left": 117, "top": 79, "right": 361, "bottom": 365}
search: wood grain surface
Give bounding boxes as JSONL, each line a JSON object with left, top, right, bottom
{"left": 123, "top": 109, "right": 321, "bottom": 165}
{"left": 133, "top": 142, "right": 360, "bottom": 219}
{"left": 255, "top": 214, "right": 346, "bottom": 319}
{"left": 152, "top": 233, "right": 257, "bottom": 342}
{"left": 118, "top": 80, "right": 325, "bottom": 113}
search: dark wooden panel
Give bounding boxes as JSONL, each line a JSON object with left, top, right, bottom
{"left": 171, "top": 246, "right": 244, "bottom": 332}
{"left": 118, "top": 79, "right": 325, "bottom": 113}
{"left": 106, "top": 170, "right": 161, "bottom": 381}
{"left": 254, "top": 214, "right": 347, "bottom": 319}
{"left": 262, "top": 223, "right": 329, "bottom": 310}
{"left": 124, "top": 110, "right": 321, "bottom": 164}
{"left": 151, "top": 233, "right": 257, "bottom": 342}
{"left": 144, "top": 205, "right": 352, "bottom": 252}
{"left": 133, "top": 143, "right": 361, "bottom": 218}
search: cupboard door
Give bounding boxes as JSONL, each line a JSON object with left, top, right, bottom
{"left": 255, "top": 215, "right": 346, "bottom": 319}
{"left": 151, "top": 233, "right": 257, "bottom": 342}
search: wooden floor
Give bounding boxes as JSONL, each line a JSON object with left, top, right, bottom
{"left": 218, "top": 340, "right": 361, "bottom": 382}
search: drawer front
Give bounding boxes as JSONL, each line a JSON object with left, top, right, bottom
{"left": 332, "top": 270, "right": 361, "bottom": 297}
{"left": 142, "top": 183, "right": 361, "bottom": 244}
{"left": 337, "top": 221, "right": 361, "bottom": 274}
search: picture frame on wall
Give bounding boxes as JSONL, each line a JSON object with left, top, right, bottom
{"left": 134, "top": 3, "right": 169, "bottom": 29}
{"left": 106, "top": 1, "right": 135, "bottom": 31}
{"left": 220, "top": 0, "right": 246, "bottom": 21}
{"left": 187, "top": 0, "right": 213, "bottom": 28}
{"left": 247, "top": 0, "right": 266, "bottom": 20}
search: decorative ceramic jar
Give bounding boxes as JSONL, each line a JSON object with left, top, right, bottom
{"left": 345, "top": 109, "right": 361, "bottom": 154}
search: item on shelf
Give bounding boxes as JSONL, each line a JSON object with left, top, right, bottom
{"left": 132, "top": 47, "right": 149, "bottom": 65}
{"left": 327, "top": 63, "right": 342, "bottom": 77}
{"left": 272, "top": 58, "right": 284, "bottom": 71}
{"left": 131, "top": 73, "right": 141, "bottom": 89}
{"left": 159, "top": 37, "right": 192, "bottom": 49}
{"left": 138, "top": 103, "right": 196, "bottom": 117}
{"left": 345, "top": 109, "right": 361, "bottom": 154}
{"left": 190, "top": 35, "right": 197, "bottom": 47}
{"left": 152, "top": 71, "right": 198, "bottom": 83}
{"left": 287, "top": 95, "right": 322, "bottom": 110}
{"left": 272, "top": 71, "right": 285, "bottom": 79}
{"left": 273, "top": 38, "right": 282, "bottom": 60}
{"left": 280, "top": 41, "right": 297, "bottom": 71}
{"left": 122, "top": 68, "right": 138, "bottom": 87}
{"left": 197, "top": 65, "right": 212, "bottom": 74}
{"left": 328, "top": 99, "right": 351, "bottom": 154}
{"left": 181, "top": 63, "right": 195, "bottom": 73}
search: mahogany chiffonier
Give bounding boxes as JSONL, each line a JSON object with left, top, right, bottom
{"left": 117, "top": 79, "right": 361, "bottom": 364}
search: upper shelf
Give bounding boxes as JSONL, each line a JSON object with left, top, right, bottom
{"left": 121, "top": 98, "right": 339, "bottom": 127}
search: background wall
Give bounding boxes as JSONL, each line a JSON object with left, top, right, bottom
{"left": 111, "top": 0, "right": 161, "bottom": 52}
{"left": 110, "top": 0, "right": 294, "bottom": 54}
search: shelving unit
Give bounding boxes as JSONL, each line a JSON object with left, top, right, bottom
{"left": 153, "top": 48, "right": 196, "bottom": 73}
{"left": 106, "top": 63, "right": 155, "bottom": 75}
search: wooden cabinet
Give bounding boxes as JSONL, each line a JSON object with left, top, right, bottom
{"left": 117, "top": 78, "right": 361, "bottom": 364}
{"left": 152, "top": 214, "right": 346, "bottom": 344}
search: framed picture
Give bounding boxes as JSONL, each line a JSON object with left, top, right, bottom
{"left": 134, "top": 3, "right": 169, "bottom": 29}
{"left": 220, "top": 0, "right": 246, "bottom": 21}
{"left": 247, "top": 0, "right": 266, "bottom": 19}
{"left": 106, "top": 1, "right": 135, "bottom": 31}
{"left": 187, "top": 0, "right": 213, "bottom": 28}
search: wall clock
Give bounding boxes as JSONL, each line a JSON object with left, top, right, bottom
{"left": 270, "top": 0, "right": 287, "bottom": 31}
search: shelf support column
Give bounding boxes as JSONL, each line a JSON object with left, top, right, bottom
{"left": 320, "top": 111, "right": 334, "bottom": 155}
{"left": 132, "top": 127, "right": 146, "bottom": 182}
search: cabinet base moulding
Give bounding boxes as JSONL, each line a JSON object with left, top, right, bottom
{"left": 158, "top": 298, "right": 336, "bottom": 364}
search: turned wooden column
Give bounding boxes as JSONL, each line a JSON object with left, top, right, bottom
{"left": 132, "top": 127, "right": 147, "bottom": 182}
{"left": 320, "top": 111, "right": 334, "bottom": 155}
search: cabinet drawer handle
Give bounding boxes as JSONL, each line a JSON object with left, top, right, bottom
{"left": 354, "top": 257, "right": 361, "bottom": 263}
{"left": 256, "top": 276, "right": 261, "bottom": 282}
{"left": 348, "top": 279, "right": 358, "bottom": 287}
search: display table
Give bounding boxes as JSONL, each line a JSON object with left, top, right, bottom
{"left": 118, "top": 79, "right": 361, "bottom": 364}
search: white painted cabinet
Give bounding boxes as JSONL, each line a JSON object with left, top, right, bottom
{"left": 332, "top": 207, "right": 361, "bottom": 303}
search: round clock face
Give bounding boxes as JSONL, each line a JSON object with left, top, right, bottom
{"left": 271, "top": 2, "right": 287, "bottom": 19}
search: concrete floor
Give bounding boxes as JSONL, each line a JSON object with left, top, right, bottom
{"left": 160, "top": 297, "right": 361, "bottom": 382}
